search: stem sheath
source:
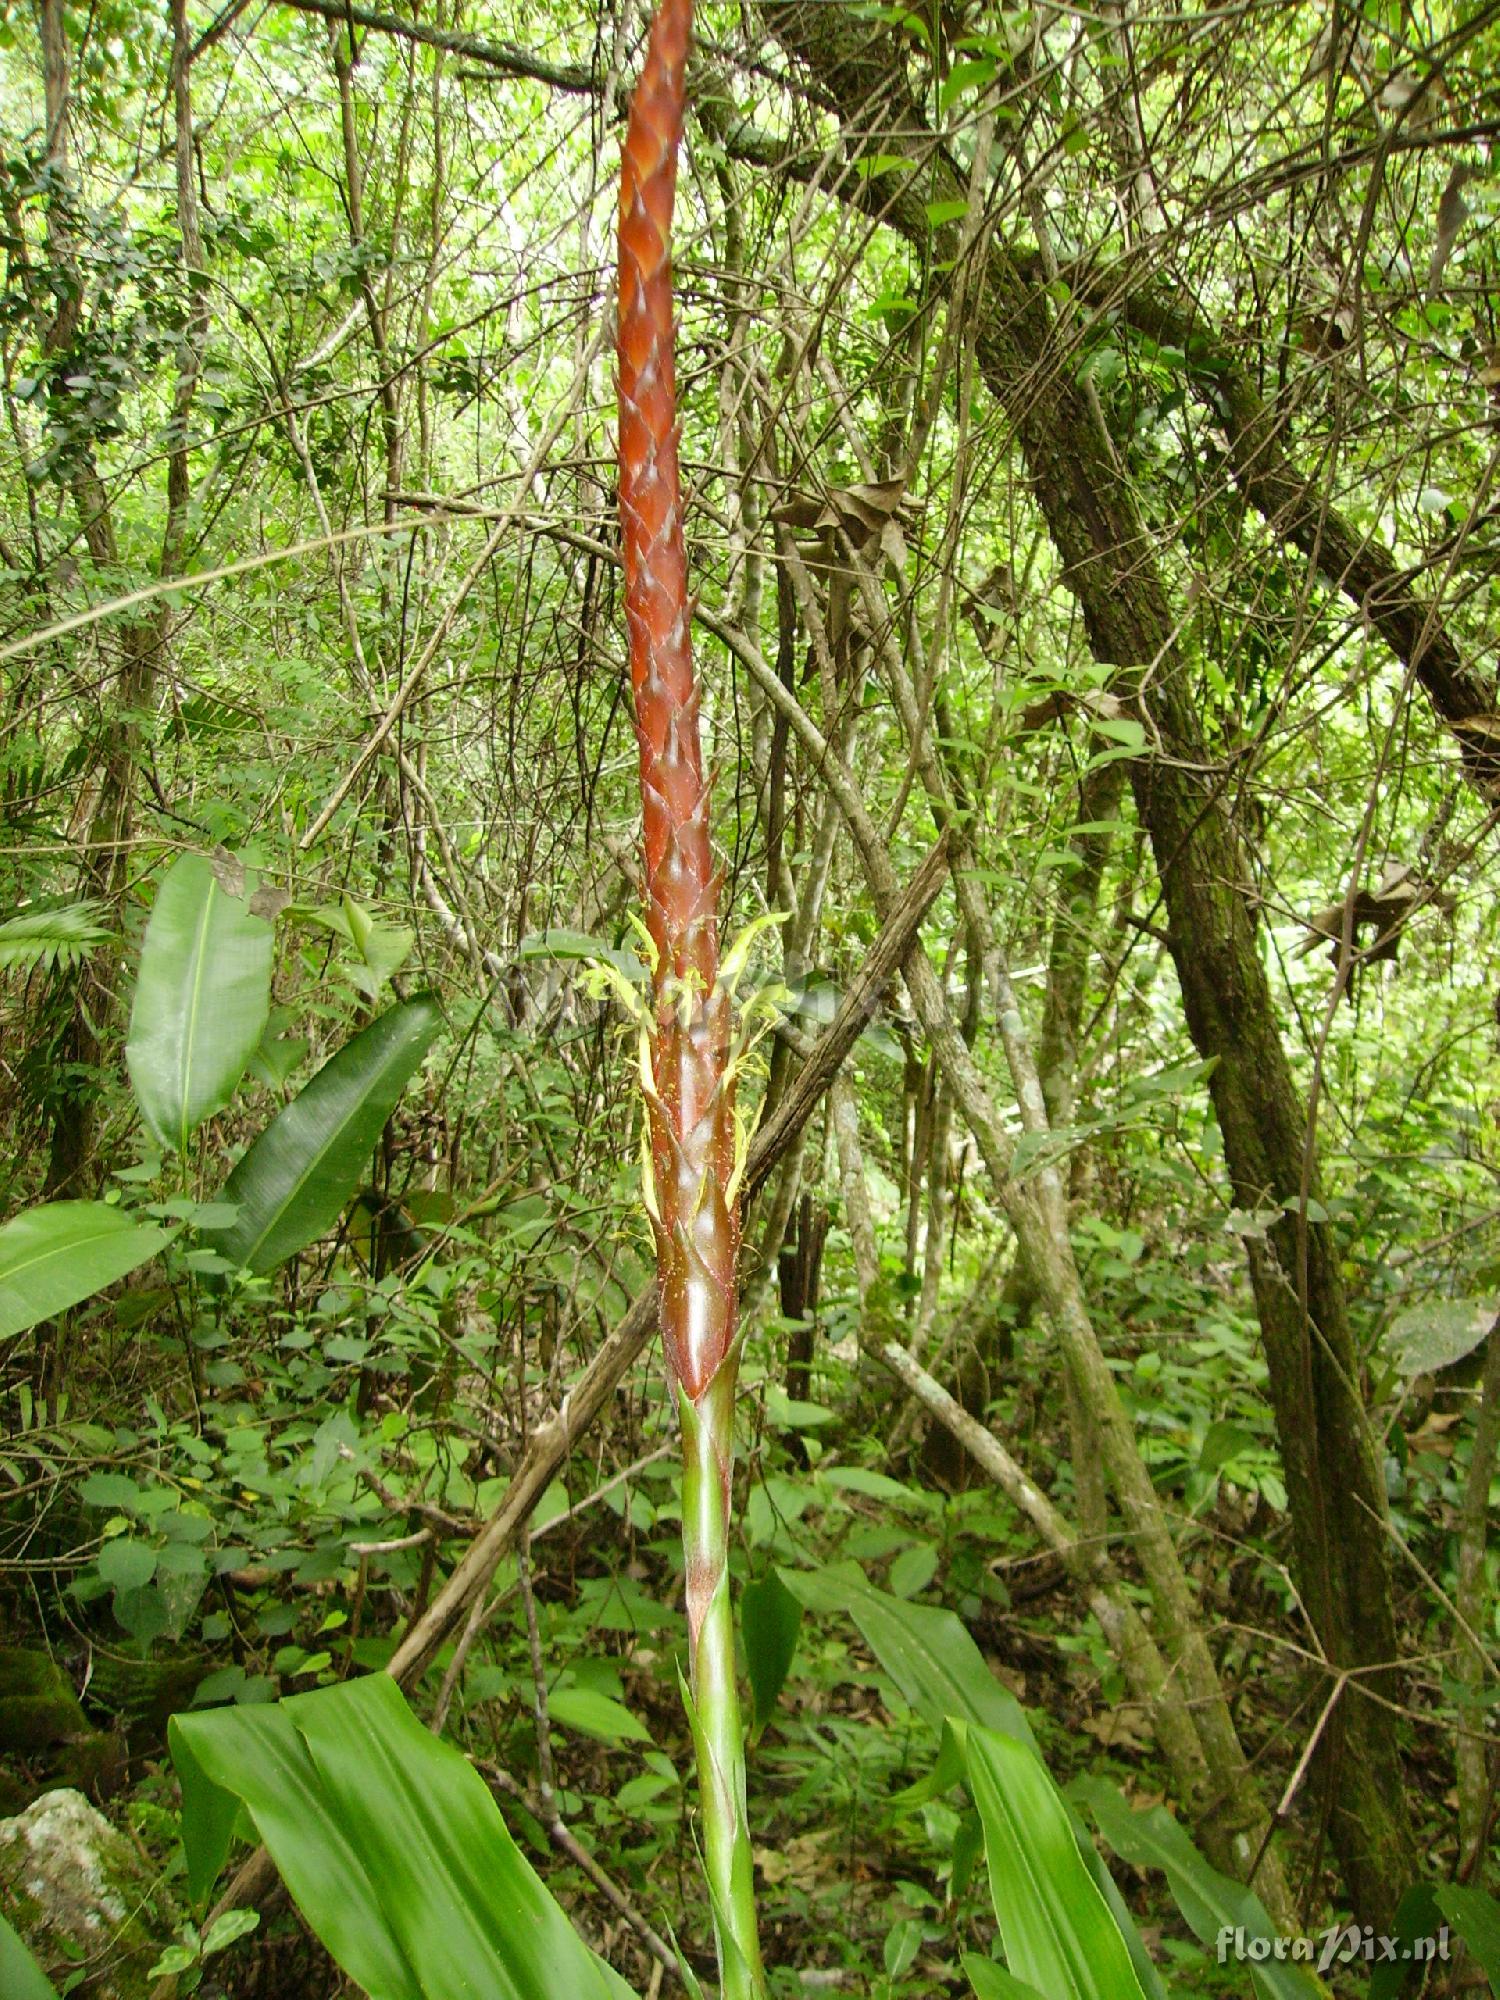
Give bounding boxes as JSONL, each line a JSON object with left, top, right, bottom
{"left": 680, "top": 1365, "right": 763, "bottom": 1996}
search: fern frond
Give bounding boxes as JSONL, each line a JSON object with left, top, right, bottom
{"left": 0, "top": 901, "right": 113, "bottom": 975}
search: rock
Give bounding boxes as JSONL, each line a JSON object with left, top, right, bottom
{"left": 0, "top": 1789, "right": 165, "bottom": 1998}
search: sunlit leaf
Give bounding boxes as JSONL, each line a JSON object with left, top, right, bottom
{"left": 126, "top": 853, "right": 273, "bottom": 1152}
{"left": 0, "top": 1202, "right": 172, "bottom": 1341}
{"left": 170, "top": 1674, "right": 636, "bottom": 1999}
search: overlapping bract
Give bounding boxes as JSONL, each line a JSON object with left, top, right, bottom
{"left": 617, "top": 0, "right": 738, "bottom": 1409}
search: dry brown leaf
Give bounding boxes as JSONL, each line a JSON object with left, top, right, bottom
{"left": 1080, "top": 1706, "right": 1154, "bottom": 1752}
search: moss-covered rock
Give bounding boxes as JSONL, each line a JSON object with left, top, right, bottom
{"left": 0, "top": 1648, "right": 125, "bottom": 1808}
{"left": 0, "top": 1789, "right": 167, "bottom": 1999}
{"left": 81, "top": 1650, "right": 208, "bottom": 1749}
{"left": 0, "top": 1649, "right": 91, "bottom": 1756}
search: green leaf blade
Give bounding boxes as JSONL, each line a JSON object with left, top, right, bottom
{"left": 780, "top": 1565, "right": 1167, "bottom": 1999}
{"left": 125, "top": 854, "right": 274, "bottom": 1153}
{"left": 0, "top": 900, "right": 111, "bottom": 975}
{"left": 209, "top": 995, "right": 443, "bottom": 1273}
{"left": 1073, "top": 1777, "right": 1325, "bottom": 2000}
{"left": 1436, "top": 1883, "right": 1500, "bottom": 1987}
{"left": 0, "top": 1202, "right": 171, "bottom": 1340}
{"left": 968, "top": 1727, "right": 1149, "bottom": 2000}
{"left": 171, "top": 1695, "right": 421, "bottom": 1999}
{"left": 170, "top": 1675, "right": 636, "bottom": 2000}
{"left": 777, "top": 1560, "right": 1034, "bottom": 1745}
{"left": 741, "top": 1570, "right": 802, "bottom": 1740}
{"left": 1385, "top": 1298, "right": 1499, "bottom": 1376}
{"left": 964, "top": 1954, "right": 1050, "bottom": 2000}
{"left": 0, "top": 1913, "right": 60, "bottom": 2000}
{"left": 546, "top": 1687, "right": 652, "bottom": 1745}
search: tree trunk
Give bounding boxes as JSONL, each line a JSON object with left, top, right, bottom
{"left": 35, "top": 0, "right": 207, "bottom": 1196}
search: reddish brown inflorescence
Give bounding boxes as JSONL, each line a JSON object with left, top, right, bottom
{"left": 617, "top": 21, "right": 766, "bottom": 1983}
{"left": 617, "top": 0, "right": 739, "bottom": 1406}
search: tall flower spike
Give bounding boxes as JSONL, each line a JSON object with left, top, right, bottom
{"left": 618, "top": 0, "right": 737, "bottom": 1408}
{"left": 618, "top": 3, "right": 766, "bottom": 1993}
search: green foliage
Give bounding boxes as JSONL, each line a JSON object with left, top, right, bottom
{"left": 0, "top": 1913, "right": 58, "bottom": 2000}
{"left": 967, "top": 1725, "right": 1149, "bottom": 2000}
{"left": 3, "top": 0, "right": 1500, "bottom": 1985}
{"left": 0, "top": 1200, "right": 171, "bottom": 1340}
{"left": 207, "top": 995, "right": 443, "bottom": 1273}
{"left": 171, "top": 1674, "right": 636, "bottom": 1999}
{"left": 125, "top": 853, "right": 274, "bottom": 1154}
{"left": 0, "top": 901, "right": 111, "bottom": 975}
{"left": 1383, "top": 1296, "right": 1498, "bottom": 1376}
{"left": 148, "top": 1906, "right": 261, "bottom": 1985}
{"left": 784, "top": 1561, "right": 1172, "bottom": 2000}
{"left": 545, "top": 1686, "right": 652, "bottom": 1745}
{"left": 1435, "top": 1884, "right": 1500, "bottom": 1988}
{"left": 963, "top": 1958, "right": 1050, "bottom": 2000}
{"left": 1073, "top": 1780, "right": 1324, "bottom": 2000}
{"left": 293, "top": 895, "right": 416, "bottom": 1003}
{"left": 740, "top": 1569, "right": 803, "bottom": 1740}
{"left": 779, "top": 1560, "right": 1036, "bottom": 1744}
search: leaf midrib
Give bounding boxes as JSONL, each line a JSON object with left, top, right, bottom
{"left": 234, "top": 1008, "right": 431, "bottom": 1269}
{"left": 177, "top": 872, "right": 218, "bottom": 1153}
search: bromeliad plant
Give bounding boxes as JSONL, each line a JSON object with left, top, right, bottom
{"left": 615, "top": 0, "right": 764, "bottom": 1988}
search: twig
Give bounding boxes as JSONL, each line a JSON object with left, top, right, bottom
{"left": 429, "top": 1444, "right": 677, "bottom": 1734}
{"left": 348, "top": 1527, "right": 433, "bottom": 1556}
{"left": 430, "top": 1586, "right": 489, "bottom": 1736}
{"left": 244, "top": 0, "right": 598, "bottom": 92}
{"left": 517, "top": 1537, "right": 557, "bottom": 1820}
{"left": 344, "top": 1451, "right": 473, "bottom": 1536}
{"left": 480, "top": 1761, "right": 680, "bottom": 1977}
{"left": 871, "top": 1334, "right": 1227, "bottom": 1848}
{"left": 532, "top": 1443, "right": 675, "bottom": 1538}
{"left": 1275, "top": 1671, "right": 1348, "bottom": 1827}
{"left": 299, "top": 319, "right": 609, "bottom": 849}
{"left": 0, "top": 519, "right": 433, "bottom": 666}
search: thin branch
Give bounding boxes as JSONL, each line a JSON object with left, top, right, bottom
{"left": 0, "top": 519, "right": 432, "bottom": 667}
{"left": 298, "top": 320, "right": 609, "bottom": 849}
{"left": 233, "top": 0, "right": 598, "bottom": 92}
{"left": 481, "top": 1761, "right": 681, "bottom": 1977}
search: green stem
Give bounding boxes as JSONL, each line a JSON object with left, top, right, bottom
{"left": 678, "top": 1361, "right": 765, "bottom": 1998}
